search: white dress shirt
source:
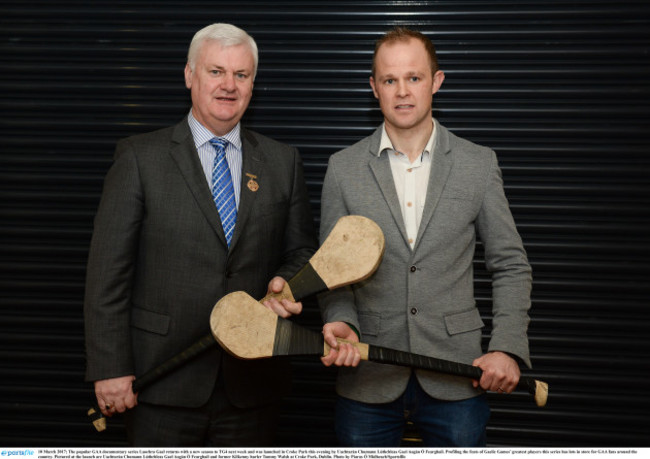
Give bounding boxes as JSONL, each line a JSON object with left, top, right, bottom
{"left": 378, "top": 121, "right": 436, "bottom": 249}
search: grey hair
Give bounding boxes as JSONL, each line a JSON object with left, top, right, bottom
{"left": 187, "top": 23, "right": 258, "bottom": 78}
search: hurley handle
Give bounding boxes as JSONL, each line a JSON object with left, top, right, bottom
{"left": 324, "top": 340, "right": 548, "bottom": 407}
{"left": 87, "top": 334, "right": 218, "bottom": 432}
{"left": 132, "top": 334, "right": 217, "bottom": 393}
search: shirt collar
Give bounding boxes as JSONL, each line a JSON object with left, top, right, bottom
{"left": 187, "top": 110, "right": 242, "bottom": 151}
{"left": 377, "top": 119, "right": 436, "bottom": 159}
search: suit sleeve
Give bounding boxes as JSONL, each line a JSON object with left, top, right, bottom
{"left": 273, "top": 146, "right": 319, "bottom": 282}
{"left": 476, "top": 151, "right": 533, "bottom": 368}
{"left": 84, "top": 138, "right": 143, "bottom": 381}
{"left": 317, "top": 156, "right": 360, "bottom": 331}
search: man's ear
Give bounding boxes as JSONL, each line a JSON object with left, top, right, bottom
{"left": 369, "top": 76, "right": 379, "bottom": 99}
{"left": 184, "top": 63, "right": 193, "bottom": 89}
{"left": 432, "top": 70, "right": 445, "bottom": 95}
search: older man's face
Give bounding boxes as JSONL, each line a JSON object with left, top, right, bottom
{"left": 184, "top": 41, "right": 255, "bottom": 136}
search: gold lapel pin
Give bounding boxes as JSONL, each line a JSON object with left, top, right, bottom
{"left": 245, "top": 173, "right": 259, "bottom": 192}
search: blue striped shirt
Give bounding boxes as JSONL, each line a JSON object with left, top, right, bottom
{"left": 187, "top": 111, "right": 243, "bottom": 207}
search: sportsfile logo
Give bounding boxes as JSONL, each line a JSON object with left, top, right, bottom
{"left": 1, "top": 451, "right": 35, "bottom": 457}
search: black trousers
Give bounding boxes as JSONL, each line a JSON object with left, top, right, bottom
{"left": 125, "top": 371, "right": 281, "bottom": 447}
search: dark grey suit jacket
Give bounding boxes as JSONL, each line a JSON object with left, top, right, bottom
{"left": 84, "top": 117, "right": 317, "bottom": 408}
{"left": 319, "top": 121, "right": 532, "bottom": 403}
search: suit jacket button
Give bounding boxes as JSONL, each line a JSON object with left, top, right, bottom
{"left": 410, "top": 265, "right": 417, "bottom": 273}
{"left": 410, "top": 307, "right": 418, "bottom": 315}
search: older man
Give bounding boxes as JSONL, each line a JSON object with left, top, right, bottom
{"left": 84, "top": 23, "right": 317, "bottom": 446}
{"left": 319, "top": 27, "right": 532, "bottom": 447}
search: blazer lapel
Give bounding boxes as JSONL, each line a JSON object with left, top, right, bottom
{"left": 168, "top": 118, "right": 228, "bottom": 246}
{"left": 228, "top": 128, "right": 263, "bottom": 250}
{"left": 414, "top": 119, "right": 453, "bottom": 252}
{"left": 367, "top": 127, "right": 410, "bottom": 245}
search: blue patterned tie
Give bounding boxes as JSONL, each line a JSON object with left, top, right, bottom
{"left": 209, "top": 138, "right": 237, "bottom": 247}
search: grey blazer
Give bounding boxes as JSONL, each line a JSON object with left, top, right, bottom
{"left": 319, "top": 120, "right": 532, "bottom": 403}
{"left": 84, "top": 117, "right": 317, "bottom": 408}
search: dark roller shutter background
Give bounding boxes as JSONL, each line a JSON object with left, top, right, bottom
{"left": 1, "top": 0, "right": 649, "bottom": 448}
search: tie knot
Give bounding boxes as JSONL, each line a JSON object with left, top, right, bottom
{"left": 209, "top": 137, "right": 228, "bottom": 152}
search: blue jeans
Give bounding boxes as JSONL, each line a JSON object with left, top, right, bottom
{"left": 336, "top": 374, "right": 490, "bottom": 447}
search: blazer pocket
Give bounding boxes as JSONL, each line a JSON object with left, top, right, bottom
{"left": 131, "top": 307, "right": 170, "bottom": 336}
{"left": 441, "top": 186, "right": 474, "bottom": 201}
{"left": 358, "top": 311, "right": 381, "bottom": 337}
{"left": 443, "top": 308, "right": 484, "bottom": 335}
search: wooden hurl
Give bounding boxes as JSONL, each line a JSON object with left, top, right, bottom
{"left": 88, "top": 215, "right": 385, "bottom": 431}
{"left": 211, "top": 294, "right": 549, "bottom": 408}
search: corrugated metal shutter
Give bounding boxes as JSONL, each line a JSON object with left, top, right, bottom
{"left": 1, "top": 0, "right": 649, "bottom": 447}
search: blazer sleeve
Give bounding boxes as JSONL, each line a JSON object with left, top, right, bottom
{"left": 317, "top": 155, "right": 361, "bottom": 331}
{"left": 476, "top": 151, "right": 533, "bottom": 368}
{"left": 84, "top": 138, "right": 143, "bottom": 381}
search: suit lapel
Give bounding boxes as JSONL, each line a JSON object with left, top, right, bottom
{"left": 168, "top": 118, "right": 228, "bottom": 246}
{"left": 228, "top": 128, "right": 263, "bottom": 250}
{"left": 414, "top": 119, "right": 453, "bottom": 252}
{"left": 367, "top": 127, "right": 410, "bottom": 245}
